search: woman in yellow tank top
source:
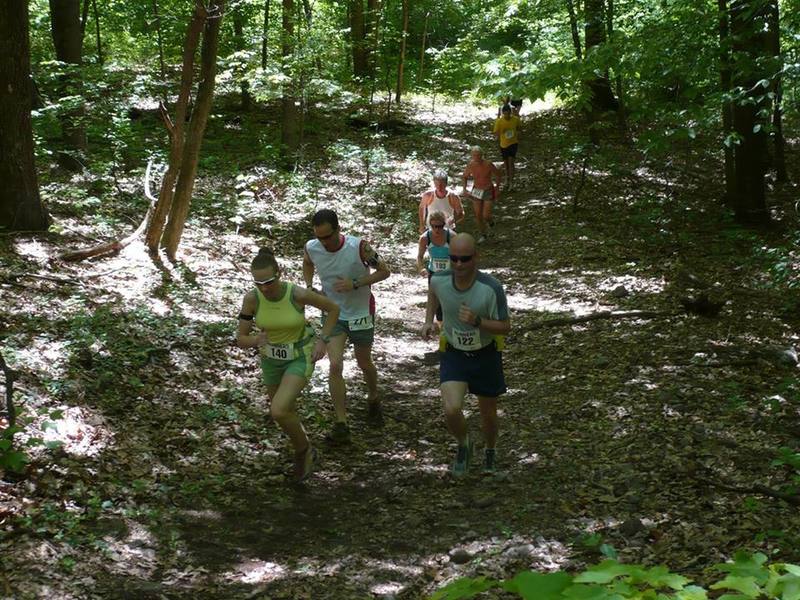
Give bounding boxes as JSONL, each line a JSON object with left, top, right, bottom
{"left": 237, "top": 248, "right": 340, "bottom": 483}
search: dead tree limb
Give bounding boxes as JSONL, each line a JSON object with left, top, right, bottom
{"left": 0, "top": 350, "right": 17, "bottom": 429}
{"left": 525, "top": 310, "right": 672, "bottom": 331}
{"left": 700, "top": 474, "right": 800, "bottom": 507}
{"left": 58, "top": 160, "right": 160, "bottom": 262}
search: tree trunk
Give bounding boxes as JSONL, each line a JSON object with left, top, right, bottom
{"left": 161, "top": 1, "right": 225, "bottom": 259}
{"left": 583, "top": 0, "right": 617, "bottom": 112}
{"left": 261, "top": 0, "right": 270, "bottom": 69}
{"left": 49, "top": 0, "right": 87, "bottom": 162}
{"left": 153, "top": 0, "right": 166, "bottom": 83}
{"left": 766, "top": 0, "right": 787, "bottom": 182}
{"left": 0, "top": 0, "right": 50, "bottom": 231}
{"left": 144, "top": 2, "right": 206, "bottom": 252}
{"left": 419, "top": 11, "right": 429, "bottom": 82}
{"left": 232, "top": 5, "right": 252, "bottom": 111}
{"left": 730, "top": 0, "right": 769, "bottom": 224}
{"left": 365, "top": 0, "right": 380, "bottom": 77}
{"left": 566, "top": 0, "right": 582, "bottom": 59}
{"left": 718, "top": 0, "right": 735, "bottom": 205}
{"left": 351, "top": 0, "right": 368, "bottom": 78}
{"left": 280, "top": 0, "right": 300, "bottom": 157}
{"left": 394, "top": 0, "right": 409, "bottom": 103}
{"left": 91, "top": 0, "right": 102, "bottom": 64}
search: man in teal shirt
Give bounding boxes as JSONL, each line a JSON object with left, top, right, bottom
{"left": 421, "top": 233, "right": 511, "bottom": 476}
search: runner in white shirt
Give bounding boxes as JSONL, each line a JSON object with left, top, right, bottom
{"left": 418, "top": 169, "right": 465, "bottom": 233}
{"left": 303, "top": 209, "right": 391, "bottom": 442}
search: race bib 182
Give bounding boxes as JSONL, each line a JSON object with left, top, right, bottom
{"left": 431, "top": 258, "right": 449, "bottom": 272}
{"left": 452, "top": 327, "right": 481, "bottom": 351}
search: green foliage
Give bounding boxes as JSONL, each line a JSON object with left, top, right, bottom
{"left": 429, "top": 554, "right": 800, "bottom": 600}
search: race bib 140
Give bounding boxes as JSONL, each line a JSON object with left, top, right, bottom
{"left": 262, "top": 343, "right": 293, "bottom": 361}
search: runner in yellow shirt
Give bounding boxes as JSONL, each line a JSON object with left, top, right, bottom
{"left": 493, "top": 104, "right": 521, "bottom": 191}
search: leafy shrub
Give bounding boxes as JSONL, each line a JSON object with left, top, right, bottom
{"left": 430, "top": 552, "right": 800, "bottom": 600}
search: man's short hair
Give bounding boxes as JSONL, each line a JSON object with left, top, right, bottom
{"left": 501, "top": 104, "right": 512, "bottom": 114}
{"left": 470, "top": 145, "right": 482, "bottom": 156}
{"left": 312, "top": 209, "right": 339, "bottom": 229}
{"left": 433, "top": 169, "right": 448, "bottom": 184}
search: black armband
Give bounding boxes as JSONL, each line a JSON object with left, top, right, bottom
{"left": 238, "top": 313, "right": 254, "bottom": 321}
{"left": 365, "top": 252, "right": 380, "bottom": 268}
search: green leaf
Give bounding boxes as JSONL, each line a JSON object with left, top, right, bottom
{"left": 574, "top": 560, "right": 633, "bottom": 584}
{"left": 1, "top": 450, "right": 28, "bottom": 472}
{"left": 561, "top": 584, "right": 619, "bottom": 600}
{"left": 716, "top": 552, "right": 769, "bottom": 582}
{"left": 0, "top": 439, "right": 12, "bottom": 452}
{"left": 45, "top": 440, "right": 64, "bottom": 450}
{"left": 676, "top": 585, "right": 708, "bottom": 600}
{"left": 503, "top": 571, "right": 573, "bottom": 600}
{"left": 637, "top": 566, "right": 690, "bottom": 590}
{"left": 710, "top": 575, "right": 762, "bottom": 598}
{"left": 599, "top": 544, "right": 618, "bottom": 559}
{"left": 429, "top": 577, "right": 498, "bottom": 600}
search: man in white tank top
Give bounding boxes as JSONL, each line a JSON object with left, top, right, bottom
{"left": 303, "top": 209, "right": 391, "bottom": 442}
{"left": 418, "top": 169, "right": 465, "bottom": 233}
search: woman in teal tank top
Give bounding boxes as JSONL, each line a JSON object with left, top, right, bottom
{"left": 416, "top": 211, "right": 452, "bottom": 323}
{"left": 237, "top": 248, "right": 340, "bottom": 483}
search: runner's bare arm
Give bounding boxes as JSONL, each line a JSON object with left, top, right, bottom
{"left": 450, "top": 193, "right": 465, "bottom": 224}
{"left": 236, "top": 292, "right": 267, "bottom": 348}
{"left": 360, "top": 242, "right": 390, "bottom": 282}
{"left": 302, "top": 248, "right": 315, "bottom": 289}
{"left": 293, "top": 287, "right": 340, "bottom": 337}
{"left": 418, "top": 193, "right": 429, "bottom": 232}
{"left": 458, "top": 303, "right": 511, "bottom": 335}
{"left": 416, "top": 234, "right": 429, "bottom": 274}
{"left": 421, "top": 285, "right": 440, "bottom": 337}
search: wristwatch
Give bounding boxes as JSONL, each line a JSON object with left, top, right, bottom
{"left": 474, "top": 315, "right": 482, "bottom": 328}
{"left": 352, "top": 278, "right": 359, "bottom": 290}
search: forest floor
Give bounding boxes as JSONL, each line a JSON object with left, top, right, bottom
{"left": 2, "top": 95, "right": 800, "bottom": 599}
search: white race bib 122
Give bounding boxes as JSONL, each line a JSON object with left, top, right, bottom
{"left": 348, "top": 315, "right": 374, "bottom": 331}
{"left": 262, "top": 343, "right": 293, "bottom": 361}
{"left": 452, "top": 328, "right": 481, "bottom": 351}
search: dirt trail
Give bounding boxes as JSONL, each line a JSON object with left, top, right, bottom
{"left": 3, "top": 99, "right": 799, "bottom": 599}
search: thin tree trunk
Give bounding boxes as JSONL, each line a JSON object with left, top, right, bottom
{"left": 280, "top": 0, "right": 300, "bottom": 157}
{"left": 566, "top": 0, "right": 582, "bottom": 59}
{"left": 153, "top": 0, "right": 166, "bottom": 82}
{"left": 419, "top": 11, "right": 429, "bottom": 82}
{"left": 584, "top": 0, "right": 617, "bottom": 112}
{"left": 145, "top": 2, "right": 207, "bottom": 252}
{"left": 92, "top": 0, "right": 102, "bottom": 64}
{"left": 232, "top": 6, "right": 252, "bottom": 111}
{"left": 162, "top": 1, "right": 226, "bottom": 259}
{"left": 718, "top": 0, "right": 735, "bottom": 205}
{"left": 80, "top": 0, "right": 90, "bottom": 35}
{"left": 730, "top": 0, "right": 769, "bottom": 224}
{"left": 365, "top": 0, "right": 380, "bottom": 77}
{"left": 394, "top": 0, "right": 409, "bottom": 103}
{"left": 0, "top": 0, "right": 50, "bottom": 231}
{"left": 766, "top": 0, "right": 787, "bottom": 182}
{"left": 261, "top": 0, "right": 270, "bottom": 69}
{"left": 49, "top": 0, "right": 87, "bottom": 163}
{"left": 351, "top": 0, "right": 367, "bottom": 77}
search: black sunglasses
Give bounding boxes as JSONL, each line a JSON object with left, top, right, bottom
{"left": 431, "top": 224, "right": 445, "bottom": 229}
{"left": 449, "top": 255, "right": 474, "bottom": 263}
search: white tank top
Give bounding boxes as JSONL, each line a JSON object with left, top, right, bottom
{"left": 305, "top": 235, "right": 373, "bottom": 320}
{"left": 424, "top": 189, "right": 455, "bottom": 227}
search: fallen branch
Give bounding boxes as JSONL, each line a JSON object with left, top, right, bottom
{"left": 701, "top": 476, "right": 800, "bottom": 507}
{"left": 525, "top": 310, "right": 672, "bottom": 331}
{"left": 0, "top": 350, "right": 17, "bottom": 429}
{"left": 59, "top": 161, "right": 160, "bottom": 262}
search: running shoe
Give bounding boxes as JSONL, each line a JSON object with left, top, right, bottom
{"left": 294, "top": 445, "right": 318, "bottom": 483}
{"left": 483, "top": 448, "right": 496, "bottom": 475}
{"left": 452, "top": 437, "right": 474, "bottom": 477}
{"left": 366, "top": 401, "right": 384, "bottom": 427}
{"left": 325, "top": 421, "right": 351, "bottom": 445}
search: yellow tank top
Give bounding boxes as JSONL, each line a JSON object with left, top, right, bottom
{"left": 254, "top": 283, "right": 307, "bottom": 344}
